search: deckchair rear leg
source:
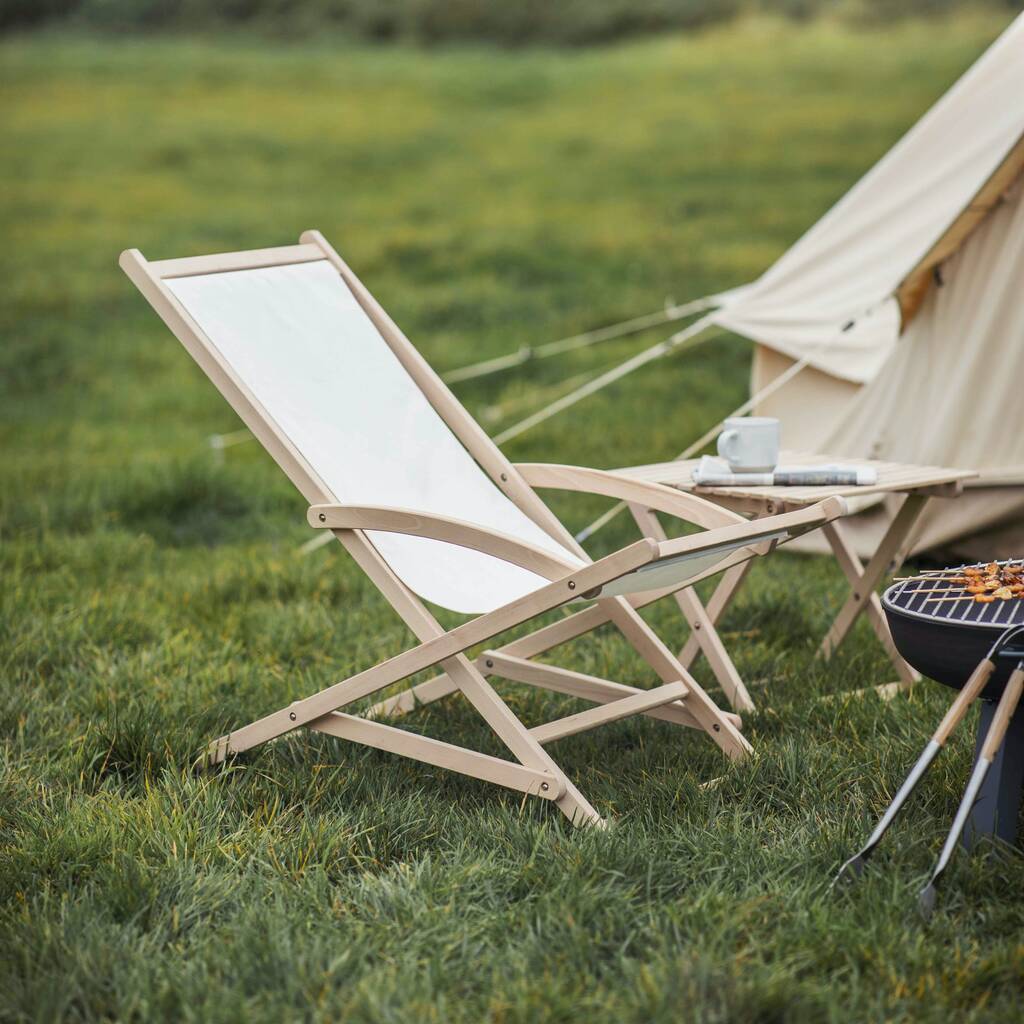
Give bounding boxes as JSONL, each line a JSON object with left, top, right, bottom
{"left": 203, "top": 620, "right": 461, "bottom": 765}
{"left": 207, "top": 735, "right": 232, "bottom": 766}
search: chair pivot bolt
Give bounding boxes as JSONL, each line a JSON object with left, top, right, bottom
{"left": 289, "top": 711, "right": 297, "bottom": 721}
{"left": 318, "top": 513, "right": 326, "bottom": 522}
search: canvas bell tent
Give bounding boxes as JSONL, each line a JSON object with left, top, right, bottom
{"left": 721, "top": 11, "right": 1024, "bottom": 557}
{"left": 444, "top": 12, "right": 1024, "bottom": 558}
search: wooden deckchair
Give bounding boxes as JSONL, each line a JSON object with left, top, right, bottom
{"left": 120, "top": 231, "right": 846, "bottom": 827}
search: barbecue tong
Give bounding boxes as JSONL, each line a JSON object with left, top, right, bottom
{"left": 918, "top": 658, "right": 1024, "bottom": 917}
{"left": 832, "top": 624, "right": 1024, "bottom": 912}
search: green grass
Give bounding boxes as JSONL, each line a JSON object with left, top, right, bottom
{"left": 3, "top": 14, "right": 1024, "bottom": 1022}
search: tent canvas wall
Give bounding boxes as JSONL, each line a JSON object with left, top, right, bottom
{"left": 716, "top": 12, "right": 1024, "bottom": 557}
{"left": 786, "top": 178, "right": 1024, "bottom": 557}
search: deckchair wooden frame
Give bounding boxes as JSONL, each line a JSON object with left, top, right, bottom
{"left": 121, "top": 231, "right": 845, "bottom": 827}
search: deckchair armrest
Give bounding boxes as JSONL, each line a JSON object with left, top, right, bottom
{"left": 591, "top": 497, "right": 848, "bottom": 600}
{"left": 655, "top": 497, "right": 848, "bottom": 561}
{"left": 513, "top": 463, "right": 745, "bottom": 530}
{"left": 308, "top": 503, "right": 580, "bottom": 581}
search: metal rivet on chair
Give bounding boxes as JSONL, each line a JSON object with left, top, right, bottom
{"left": 289, "top": 711, "right": 297, "bottom": 721}
{"left": 485, "top": 659, "right": 493, "bottom": 668}
{"left": 568, "top": 581, "right": 576, "bottom": 590}
{"left": 541, "top": 782, "right": 549, "bottom": 791}
{"left": 500, "top": 473, "right": 507, "bottom": 482}
{"left": 318, "top": 513, "right": 326, "bottom": 522}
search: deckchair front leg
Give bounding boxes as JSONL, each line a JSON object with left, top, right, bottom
{"left": 336, "top": 530, "right": 622, "bottom": 827}
{"left": 208, "top": 538, "right": 657, "bottom": 763}
{"left": 438, "top": 653, "right": 604, "bottom": 827}
{"left": 206, "top": 649, "right": 596, "bottom": 824}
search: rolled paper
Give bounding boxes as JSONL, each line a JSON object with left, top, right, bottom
{"left": 692, "top": 456, "right": 878, "bottom": 488}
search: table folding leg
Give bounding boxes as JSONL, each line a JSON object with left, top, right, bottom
{"left": 818, "top": 493, "right": 928, "bottom": 687}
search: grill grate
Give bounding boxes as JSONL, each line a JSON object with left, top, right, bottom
{"left": 885, "top": 559, "right": 1024, "bottom": 629}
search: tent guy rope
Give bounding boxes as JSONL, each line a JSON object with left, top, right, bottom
{"left": 493, "top": 313, "right": 721, "bottom": 445}
{"left": 442, "top": 295, "right": 715, "bottom": 384}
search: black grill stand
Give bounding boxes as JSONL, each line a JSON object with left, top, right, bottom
{"left": 964, "top": 701, "right": 1024, "bottom": 848}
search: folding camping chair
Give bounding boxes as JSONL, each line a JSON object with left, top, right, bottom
{"left": 120, "top": 231, "right": 846, "bottom": 827}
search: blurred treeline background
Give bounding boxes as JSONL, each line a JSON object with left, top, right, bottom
{"left": 4, "top": 0, "right": 1022, "bottom": 43}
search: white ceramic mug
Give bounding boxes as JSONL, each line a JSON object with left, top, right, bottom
{"left": 716, "top": 416, "right": 780, "bottom": 473}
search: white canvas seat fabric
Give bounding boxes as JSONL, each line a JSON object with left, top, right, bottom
{"left": 168, "top": 260, "right": 582, "bottom": 615}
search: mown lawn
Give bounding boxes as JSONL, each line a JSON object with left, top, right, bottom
{"left": 3, "top": 14, "right": 1023, "bottom": 1022}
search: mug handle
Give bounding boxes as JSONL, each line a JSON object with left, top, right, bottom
{"left": 717, "top": 429, "right": 740, "bottom": 463}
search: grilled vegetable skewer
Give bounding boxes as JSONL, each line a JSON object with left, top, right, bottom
{"left": 925, "top": 591, "right": 1021, "bottom": 604}
{"left": 894, "top": 561, "right": 1024, "bottom": 583}
{"left": 900, "top": 563, "right": 1024, "bottom": 609}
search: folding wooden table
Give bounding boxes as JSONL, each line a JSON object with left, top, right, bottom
{"left": 616, "top": 452, "right": 977, "bottom": 707}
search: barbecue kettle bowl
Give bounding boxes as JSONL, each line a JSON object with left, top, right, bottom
{"left": 883, "top": 562, "right": 1024, "bottom": 698}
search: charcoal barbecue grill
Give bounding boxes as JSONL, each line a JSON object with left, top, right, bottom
{"left": 831, "top": 563, "right": 1024, "bottom": 912}
{"left": 883, "top": 559, "right": 1024, "bottom": 699}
